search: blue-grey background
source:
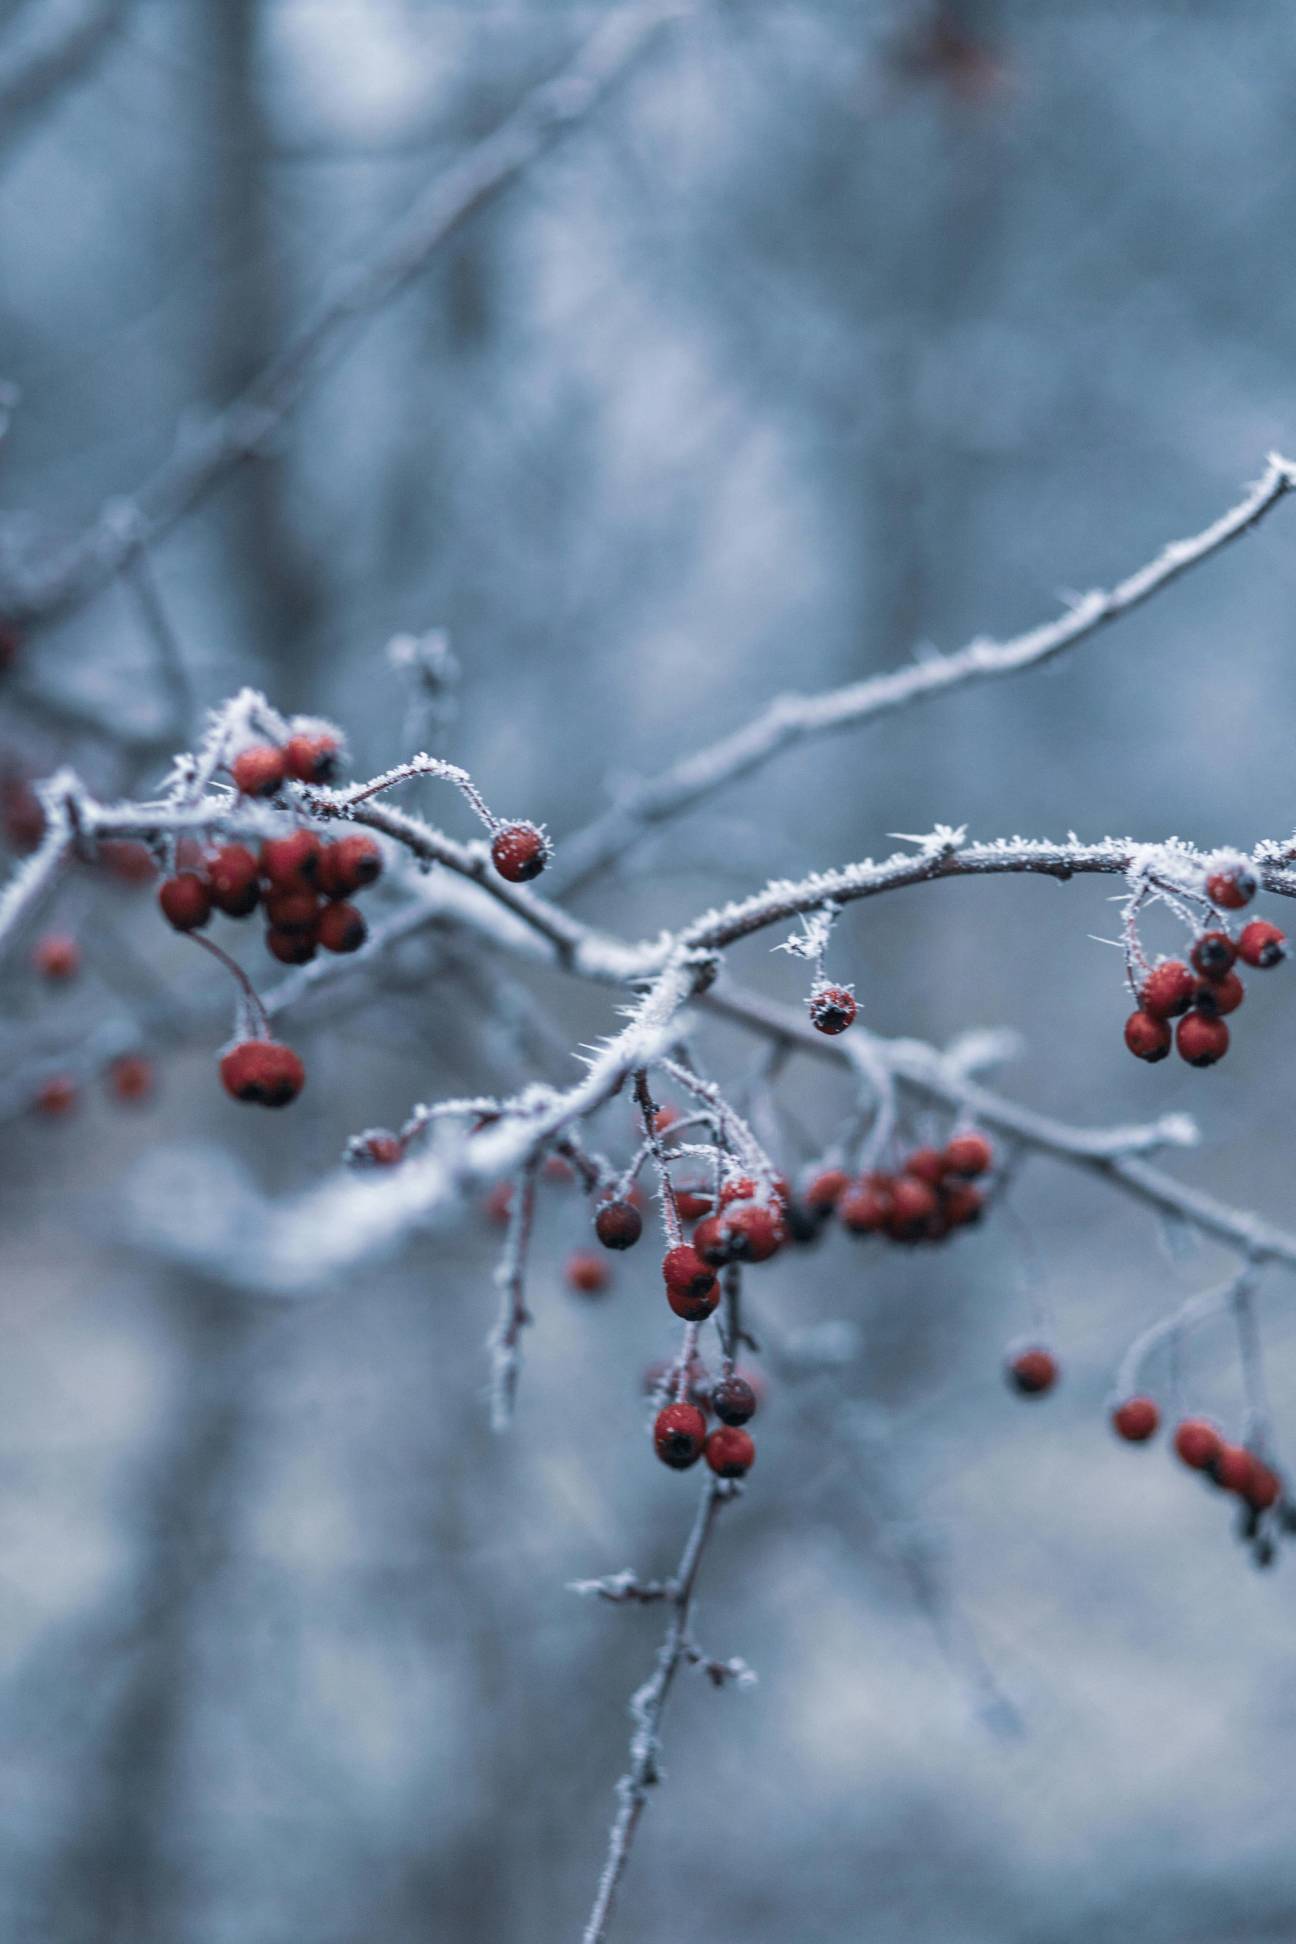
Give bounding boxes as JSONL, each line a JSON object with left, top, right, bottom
{"left": 2, "top": 3, "right": 1295, "bottom": 1940}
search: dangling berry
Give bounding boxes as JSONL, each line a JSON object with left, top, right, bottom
{"left": 1238, "top": 919, "right": 1287, "bottom": 968}
{"left": 317, "top": 901, "right": 367, "bottom": 953}
{"left": 260, "top": 830, "right": 320, "bottom": 889}
{"left": 34, "top": 1075, "right": 78, "bottom": 1116}
{"left": 705, "top": 1426, "right": 755, "bottom": 1477}
{"left": 98, "top": 839, "right": 156, "bottom": 884}
{"left": 905, "top": 1146, "right": 948, "bottom": 1187}
{"left": 654, "top": 1402, "right": 708, "bottom": 1469}
{"left": 1191, "top": 970, "right": 1244, "bottom": 1017}
{"left": 594, "top": 1200, "right": 642, "bottom": 1250}
{"left": 231, "top": 744, "right": 287, "bottom": 798}
{"left": 943, "top": 1132, "right": 992, "bottom": 1178}
{"left": 725, "top": 1201, "right": 786, "bottom": 1263}
{"left": 219, "top": 1039, "right": 305, "bottom": 1108}
{"left": 1206, "top": 864, "right": 1256, "bottom": 910}
{"left": 1125, "top": 1010, "right": 1172, "bottom": 1062}
{"left": 33, "top": 932, "right": 80, "bottom": 981}
{"left": 675, "top": 1184, "right": 714, "bottom": 1222}
{"left": 808, "top": 984, "right": 856, "bottom": 1035}
{"left": 711, "top": 1376, "right": 757, "bottom": 1426}
{"left": 208, "top": 844, "right": 261, "bottom": 917}
{"left": 265, "top": 887, "right": 321, "bottom": 931}
{"left": 566, "top": 1251, "right": 609, "bottom": 1295}
{"left": 838, "top": 1177, "right": 892, "bottom": 1233}
{"left": 319, "top": 833, "right": 383, "bottom": 896}
{"left": 803, "top": 1168, "right": 849, "bottom": 1214}
{"left": 1138, "top": 959, "right": 1196, "bottom": 1020}
{"left": 692, "top": 1214, "right": 737, "bottom": 1268}
{"left": 265, "top": 926, "right": 317, "bottom": 966}
{"left": 1243, "top": 1459, "right": 1282, "bottom": 1512}
{"left": 491, "top": 822, "right": 548, "bottom": 883}
{"left": 1111, "top": 1396, "right": 1159, "bottom": 1443}
{"left": 1173, "top": 1417, "right": 1221, "bottom": 1471}
{"left": 1007, "top": 1347, "right": 1057, "bottom": 1396}
{"left": 158, "top": 872, "right": 211, "bottom": 932}
{"left": 1190, "top": 930, "right": 1237, "bottom": 980}
{"left": 1212, "top": 1443, "right": 1258, "bottom": 1497}
{"left": 941, "top": 1180, "right": 984, "bottom": 1227}
{"left": 887, "top": 1174, "right": 938, "bottom": 1241}
{"left": 662, "top": 1245, "right": 720, "bottom": 1320}
{"left": 1176, "top": 1012, "right": 1228, "bottom": 1067}
{"left": 284, "top": 732, "right": 341, "bottom": 784}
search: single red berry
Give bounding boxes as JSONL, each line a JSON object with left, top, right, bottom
{"left": 725, "top": 1201, "right": 786, "bottom": 1263}
{"left": 483, "top": 1180, "right": 513, "bottom": 1226}
{"left": 808, "top": 984, "right": 856, "bottom": 1035}
{"left": 543, "top": 1155, "right": 573, "bottom": 1183}
{"left": 1206, "top": 865, "right": 1256, "bottom": 911}
{"left": 231, "top": 744, "right": 287, "bottom": 798}
{"left": 839, "top": 1178, "right": 892, "bottom": 1234}
{"left": 317, "top": 900, "right": 367, "bottom": 954}
{"left": 350, "top": 1130, "right": 403, "bottom": 1167}
{"left": 319, "top": 833, "right": 383, "bottom": 896}
{"left": 1212, "top": 1443, "right": 1257, "bottom": 1497}
{"left": 108, "top": 1053, "right": 155, "bottom": 1103}
{"left": 718, "top": 1176, "right": 759, "bottom": 1209}
{"left": 491, "top": 822, "right": 548, "bottom": 883}
{"left": 1173, "top": 1417, "right": 1221, "bottom": 1471}
{"left": 652, "top": 1105, "right": 681, "bottom": 1141}
{"left": 1191, "top": 970, "right": 1244, "bottom": 1017}
{"left": 284, "top": 733, "right": 341, "bottom": 785}
{"left": 803, "top": 1167, "right": 850, "bottom": 1214}
{"left": 1007, "top": 1347, "right": 1057, "bottom": 1396}
{"left": 265, "top": 887, "right": 321, "bottom": 931}
{"left": 260, "top": 830, "right": 320, "bottom": 890}
{"left": 1111, "top": 1396, "right": 1159, "bottom": 1443}
{"left": 943, "top": 1132, "right": 992, "bottom": 1178}
{"left": 887, "top": 1174, "right": 938, "bottom": 1240}
{"left": 654, "top": 1402, "right": 708, "bottom": 1470}
{"left": 905, "top": 1146, "right": 949, "bottom": 1187}
{"left": 1190, "top": 930, "right": 1237, "bottom": 979}
{"left": 1176, "top": 1012, "right": 1229, "bottom": 1067}
{"left": 705, "top": 1426, "right": 755, "bottom": 1477}
{"left": 265, "top": 926, "right": 317, "bottom": 966}
{"left": 692, "top": 1214, "right": 737, "bottom": 1268}
{"left": 940, "top": 1180, "right": 984, "bottom": 1227}
{"left": 1244, "top": 1459, "right": 1282, "bottom": 1512}
{"left": 208, "top": 844, "right": 261, "bottom": 916}
{"left": 662, "top": 1245, "right": 720, "bottom": 1320}
{"left": 34, "top": 1075, "right": 77, "bottom": 1117}
{"left": 711, "top": 1376, "right": 757, "bottom": 1426}
{"left": 595, "top": 1200, "right": 643, "bottom": 1250}
{"left": 1138, "top": 959, "right": 1196, "bottom": 1020}
{"left": 1124, "top": 1010, "right": 1172, "bottom": 1063}
{"left": 33, "top": 932, "right": 80, "bottom": 981}
{"left": 158, "top": 872, "right": 211, "bottom": 932}
{"left": 219, "top": 1039, "right": 305, "bottom": 1107}
{"left": 675, "top": 1185, "right": 713, "bottom": 1222}
{"left": 1238, "top": 919, "right": 1287, "bottom": 969}
{"left": 97, "top": 839, "right": 156, "bottom": 884}
{"left": 566, "top": 1251, "right": 609, "bottom": 1295}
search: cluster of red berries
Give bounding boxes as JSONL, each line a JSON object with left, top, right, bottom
{"left": 1124, "top": 871, "right": 1286, "bottom": 1069}
{"left": 1160, "top": 1410, "right": 1286, "bottom": 1565}
{"left": 653, "top": 1367, "right": 759, "bottom": 1478}
{"left": 158, "top": 827, "right": 382, "bottom": 967}
{"left": 803, "top": 1131, "right": 992, "bottom": 1246}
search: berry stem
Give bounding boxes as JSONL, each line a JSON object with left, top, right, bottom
{"left": 186, "top": 932, "right": 271, "bottom": 1040}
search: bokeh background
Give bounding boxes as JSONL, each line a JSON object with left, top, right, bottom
{"left": 3, "top": 3, "right": 1296, "bottom": 1939}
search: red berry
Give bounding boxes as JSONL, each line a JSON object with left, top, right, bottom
{"left": 943, "top": 1132, "right": 992, "bottom": 1178}
{"left": 1212, "top": 1443, "right": 1257, "bottom": 1497}
{"left": 1238, "top": 919, "right": 1287, "bottom": 969}
{"left": 33, "top": 932, "right": 79, "bottom": 981}
{"left": 1138, "top": 959, "right": 1196, "bottom": 1020}
{"left": 231, "top": 744, "right": 287, "bottom": 798}
{"left": 654, "top": 1402, "right": 708, "bottom": 1470}
{"left": 1244, "top": 1459, "right": 1282, "bottom": 1512}
{"left": 725, "top": 1201, "right": 786, "bottom": 1263}
{"left": 808, "top": 984, "right": 856, "bottom": 1035}
{"left": 265, "top": 926, "right": 317, "bottom": 965}
{"left": 97, "top": 839, "right": 156, "bottom": 884}
{"left": 2, "top": 774, "right": 46, "bottom": 853}
{"left": 107, "top": 1053, "right": 154, "bottom": 1104}
{"left": 158, "top": 872, "right": 211, "bottom": 932}
{"left": 260, "top": 830, "right": 320, "bottom": 889}
{"left": 940, "top": 1180, "right": 984, "bottom": 1227}
{"left": 1175, "top": 1012, "right": 1228, "bottom": 1067}
{"left": 595, "top": 1200, "right": 643, "bottom": 1250}
{"left": 1173, "top": 1417, "right": 1221, "bottom": 1471}
{"left": 711, "top": 1376, "right": 757, "bottom": 1426}
{"left": 705, "top": 1426, "right": 755, "bottom": 1477}
{"left": 317, "top": 900, "right": 367, "bottom": 954}
{"left": 491, "top": 822, "right": 548, "bottom": 883}
{"left": 692, "top": 1215, "right": 737, "bottom": 1268}
{"left": 1190, "top": 930, "right": 1237, "bottom": 979}
{"left": 34, "top": 1075, "right": 77, "bottom": 1117}
{"left": 1125, "top": 1010, "right": 1172, "bottom": 1062}
{"left": 208, "top": 844, "right": 261, "bottom": 917}
{"left": 838, "top": 1178, "right": 892, "bottom": 1234}
{"left": 887, "top": 1174, "right": 938, "bottom": 1240}
{"left": 353, "top": 1131, "right": 403, "bottom": 1167}
{"left": 284, "top": 733, "right": 341, "bottom": 785}
{"left": 566, "top": 1251, "right": 609, "bottom": 1295}
{"left": 265, "top": 887, "right": 321, "bottom": 931}
{"left": 319, "top": 833, "right": 383, "bottom": 896}
{"left": 483, "top": 1180, "right": 513, "bottom": 1226}
{"left": 219, "top": 1039, "right": 305, "bottom": 1108}
{"left": 662, "top": 1245, "right": 720, "bottom": 1320}
{"left": 803, "top": 1168, "right": 850, "bottom": 1214}
{"left": 1007, "top": 1347, "right": 1057, "bottom": 1396}
{"left": 675, "top": 1185, "right": 713, "bottom": 1222}
{"left": 718, "top": 1176, "right": 759, "bottom": 1209}
{"left": 1111, "top": 1396, "right": 1159, "bottom": 1443}
{"left": 1191, "top": 970, "right": 1244, "bottom": 1017}
{"left": 1206, "top": 865, "right": 1256, "bottom": 911}
{"left": 905, "top": 1146, "right": 948, "bottom": 1187}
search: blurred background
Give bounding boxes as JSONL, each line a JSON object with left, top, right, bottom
{"left": 2, "top": 2, "right": 1296, "bottom": 1938}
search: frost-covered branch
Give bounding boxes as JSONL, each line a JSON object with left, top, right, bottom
{"left": 554, "top": 454, "right": 1296, "bottom": 892}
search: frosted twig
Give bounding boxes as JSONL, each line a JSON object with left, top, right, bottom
{"left": 489, "top": 1154, "right": 540, "bottom": 1430}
